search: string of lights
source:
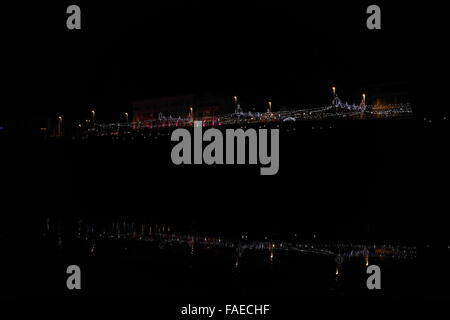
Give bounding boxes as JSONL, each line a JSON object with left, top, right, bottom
{"left": 89, "top": 103, "right": 412, "bottom": 134}
{"left": 50, "top": 218, "right": 417, "bottom": 262}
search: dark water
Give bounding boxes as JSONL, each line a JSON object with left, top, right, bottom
{"left": 2, "top": 228, "right": 450, "bottom": 300}
{"left": 1, "top": 117, "right": 449, "bottom": 307}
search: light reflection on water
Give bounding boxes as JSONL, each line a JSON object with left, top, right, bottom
{"left": 36, "top": 217, "right": 450, "bottom": 298}
{"left": 43, "top": 217, "right": 418, "bottom": 274}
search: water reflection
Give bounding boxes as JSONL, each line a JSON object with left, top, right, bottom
{"left": 43, "top": 217, "right": 419, "bottom": 266}
{"left": 39, "top": 217, "right": 446, "bottom": 296}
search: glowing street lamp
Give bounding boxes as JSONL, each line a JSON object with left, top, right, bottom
{"left": 362, "top": 93, "right": 366, "bottom": 105}
{"left": 234, "top": 96, "right": 238, "bottom": 113}
{"left": 268, "top": 101, "right": 272, "bottom": 113}
{"left": 125, "top": 112, "right": 129, "bottom": 123}
{"left": 91, "top": 110, "right": 96, "bottom": 123}
{"left": 332, "top": 86, "right": 336, "bottom": 98}
{"left": 57, "top": 116, "right": 62, "bottom": 137}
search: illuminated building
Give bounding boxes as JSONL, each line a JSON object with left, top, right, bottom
{"left": 132, "top": 94, "right": 232, "bottom": 123}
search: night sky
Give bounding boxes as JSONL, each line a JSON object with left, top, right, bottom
{"left": 2, "top": 2, "right": 450, "bottom": 305}
{"left": 4, "top": 1, "right": 447, "bottom": 125}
